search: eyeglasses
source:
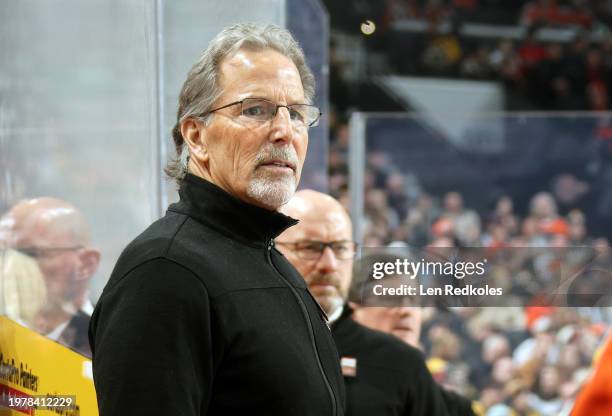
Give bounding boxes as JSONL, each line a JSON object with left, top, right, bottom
{"left": 15, "top": 245, "right": 83, "bottom": 259}
{"left": 276, "top": 240, "right": 358, "bottom": 260}
{"left": 200, "top": 98, "right": 322, "bottom": 128}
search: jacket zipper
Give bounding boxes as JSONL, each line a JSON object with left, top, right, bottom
{"left": 266, "top": 239, "right": 338, "bottom": 416}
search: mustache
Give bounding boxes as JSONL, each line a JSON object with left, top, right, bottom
{"left": 254, "top": 145, "right": 298, "bottom": 169}
{"left": 309, "top": 274, "right": 341, "bottom": 288}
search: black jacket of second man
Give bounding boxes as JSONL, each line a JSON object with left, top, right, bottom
{"left": 332, "top": 306, "right": 449, "bottom": 416}
{"left": 89, "top": 174, "right": 346, "bottom": 416}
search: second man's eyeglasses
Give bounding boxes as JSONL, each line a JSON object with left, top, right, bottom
{"left": 275, "top": 240, "right": 358, "bottom": 260}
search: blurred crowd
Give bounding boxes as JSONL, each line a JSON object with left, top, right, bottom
{"left": 412, "top": 27, "right": 612, "bottom": 112}
{"left": 383, "top": 0, "right": 602, "bottom": 28}
{"left": 327, "top": 0, "right": 612, "bottom": 112}
{"left": 328, "top": 124, "right": 612, "bottom": 413}
{"left": 325, "top": 0, "right": 612, "bottom": 32}
{"left": 421, "top": 305, "right": 606, "bottom": 414}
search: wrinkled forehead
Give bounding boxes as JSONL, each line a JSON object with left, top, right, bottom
{"left": 218, "top": 48, "right": 305, "bottom": 102}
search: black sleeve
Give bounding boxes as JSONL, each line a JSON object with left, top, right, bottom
{"left": 439, "top": 387, "right": 476, "bottom": 416}
{"left": 406, "top": 353, "right": 451, "bottom": 416}
{"left": 90, "top": 258, "right": 217, "bottom": 416}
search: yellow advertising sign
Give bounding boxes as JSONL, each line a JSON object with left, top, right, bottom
{"left": 0, "top": 316, "right": 98, "bottom": 415}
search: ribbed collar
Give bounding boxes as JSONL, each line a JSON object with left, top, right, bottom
{"left": 168, "top": 174, "right": 298, "bottom": 246}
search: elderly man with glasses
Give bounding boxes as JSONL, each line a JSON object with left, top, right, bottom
{"left": 89, "top": 23, "right": 344, "bottom": 416}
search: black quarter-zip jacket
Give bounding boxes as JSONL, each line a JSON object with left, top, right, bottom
{"left": 332, "top": 306, "right": 460, "bottom": 416}
{"left": 89, "top": 174, "right": 346, "bottom": 416}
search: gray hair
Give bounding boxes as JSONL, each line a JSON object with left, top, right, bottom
{"left": 165, "top": 22, "right": 316, "bottom": 185}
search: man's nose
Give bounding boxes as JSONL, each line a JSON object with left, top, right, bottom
{"left": 398, "top": 307, "right": 420, "bottom": 319}
{"left": 398, "top": 307, "right": 411, "bottom": 316}
{"left": 390, "top": 307, "right": 412, "bottom": 318}
{"left": 316, "top": 246, "right": 339, "bottom": 273}
{"left": 269, "top": 107, "right": 296, "bottom": 144}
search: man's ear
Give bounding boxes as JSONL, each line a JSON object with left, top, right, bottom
{"left": 180, "top": 118, "right": 209, "bottom": 164}
{"left": 76, "top": 248, "right": 100, "bottom": 281}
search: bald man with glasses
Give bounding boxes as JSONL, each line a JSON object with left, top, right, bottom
{"left": 0, "top": 197, "right": 100, "bottom": 356}
{"left": 278, "top": 190, "right": 454, "bottom": 416}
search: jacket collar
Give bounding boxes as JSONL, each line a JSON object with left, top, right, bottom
{"left": 332, "top": 303, "right": 354, "bottom": 329}
{"left": 168, "top": 173, "right": 298, "bottom": 246}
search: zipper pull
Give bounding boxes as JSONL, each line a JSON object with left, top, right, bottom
{"left": 267, "top": 239, "right": 275, "bottom": 251}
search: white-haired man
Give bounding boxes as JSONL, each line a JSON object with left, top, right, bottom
{"left": 89, "top": 23, "right": 344, "bottom": 416}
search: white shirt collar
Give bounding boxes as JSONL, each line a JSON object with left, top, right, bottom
{"left": 45, "top": 299, "right": 94, "bottom": 340}
{"left": 81, "top": 299, "right": 94, "bottom": 315}
{"left": 327, "top": 305, "right": 344, "bottom": 325}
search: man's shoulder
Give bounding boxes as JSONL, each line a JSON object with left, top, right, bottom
{"left": 103, "top": 212, "right": 205, "bottom": 289}
{"left": 334, "top": 317, "right": 425, "bottom": 371}
{"left": 118, "top": 211, "right": 194, "bottom": 267}
{"left": 104, "top": 210, "right": 268, "bottom": 298}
